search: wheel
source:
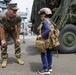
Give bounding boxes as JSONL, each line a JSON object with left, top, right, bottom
{"left": 59, "top": 24, "right": 76, "bottom": 53}
{"left": 7, "top": 36, "right": 14, "bottom": 45}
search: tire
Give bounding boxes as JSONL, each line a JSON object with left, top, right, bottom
{"left": 7, "top": 37, "right": 14, "bottom": 45}
{"left": 59, "top": 24, "right": 76, "bottom": 53}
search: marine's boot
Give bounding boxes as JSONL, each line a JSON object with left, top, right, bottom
{"left": 1, "top": 59, "right": 7, "bottom": 68}
{"left": 17, "top": 58, "right": 24, "bottom": 65}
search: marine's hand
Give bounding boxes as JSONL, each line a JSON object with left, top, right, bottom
{"left": 1, "top": 40, "right": 6, "bottom": 46}
{"left": 16, "top": 38, "right": 20, "bottom": 45}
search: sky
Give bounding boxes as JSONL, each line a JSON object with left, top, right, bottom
{"left": 11, "top": 0, "right": 34, "bottom": 14}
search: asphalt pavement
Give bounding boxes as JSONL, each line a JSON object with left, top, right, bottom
{"left": 0, "top": 35, "right": 76, "bottom": 75}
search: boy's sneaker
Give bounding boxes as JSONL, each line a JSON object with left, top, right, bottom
{"left": 38, "top": 69, "right": 50, "bottom": 75}
{"left": 49, "top": 67, "right": 52, "bottom": 72}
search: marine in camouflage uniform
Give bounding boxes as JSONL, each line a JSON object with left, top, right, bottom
{"left": 0, "top": 3, "right": 24, "bottom": 68}
{"left": 0, "top": 11, "right": 22, "bottom": 58}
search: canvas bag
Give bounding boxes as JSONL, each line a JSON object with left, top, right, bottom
{"left": 47, "top": 20, "right": 60, "bottom": 48}
{"left": 36, "top": 20, "right": 60, "bottom": 53}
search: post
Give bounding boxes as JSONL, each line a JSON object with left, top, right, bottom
{"left": 22, "top": 19, "right": 25, "bottom": 43}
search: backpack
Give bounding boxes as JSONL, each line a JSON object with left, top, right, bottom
{"left": 36, "top": 20, "right": 60, "bottom": 53}
{"left": 47, "top": 20, "right": 60, "bottom": 48}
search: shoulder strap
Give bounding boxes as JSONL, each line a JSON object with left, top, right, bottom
{"left": 37, "top": 22, "right": 43, "bottom": 35}
{"left": 37, "top": 20, "right": 56, "bottom": 35}
{"left": 46, "top": 19, "right": 55, "bottom": 31}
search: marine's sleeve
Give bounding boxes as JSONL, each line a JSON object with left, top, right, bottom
{"left": 16, "top": 15, "right": 21, "bottom": 26}
{"left": 0, "top": 15, "right": 3, "bottom": 26}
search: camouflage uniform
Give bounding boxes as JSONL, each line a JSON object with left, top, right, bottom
{"left": 0, "top": 12, "right": 21, "bottom": 59}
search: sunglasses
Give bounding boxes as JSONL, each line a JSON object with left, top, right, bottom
{"left": 13, "top": 10, "right": 17, "bottom": 13}
{"left": 12, "top": 9, "right": 17, "bottom": 12}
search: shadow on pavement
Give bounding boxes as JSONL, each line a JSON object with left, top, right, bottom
{"left": 7, "top": 57, "right": 17, "bottom": 64}
{"left": 26, "top": 45, "right": 40, "bottom": 56}
{"left": 0, "top": 57, "right": 17, "bottom": 64}
{"left": 29, "top": 62, "right": 42, "bottom": 72}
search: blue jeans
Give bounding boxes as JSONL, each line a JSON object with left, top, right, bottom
{"left": 41, "top": 48, "right": 52, "bottom": 69}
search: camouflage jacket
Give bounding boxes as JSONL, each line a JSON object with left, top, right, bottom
{"left": 0, "top": 12, "right": 21, "bottom": 33}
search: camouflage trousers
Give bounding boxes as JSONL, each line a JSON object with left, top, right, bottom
{"left": 1, "top": 31, "right": 21, "bottom": 59}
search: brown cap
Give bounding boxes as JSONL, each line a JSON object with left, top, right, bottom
{"left": 7, "top": 3, "right": 19, "bottom": 11}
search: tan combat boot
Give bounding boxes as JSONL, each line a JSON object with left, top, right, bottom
{"left": 1, "top": 59, "right": 7, "bottom": 68}
{"left": 17, "top": 58, "right": 24, "bottom": 65}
